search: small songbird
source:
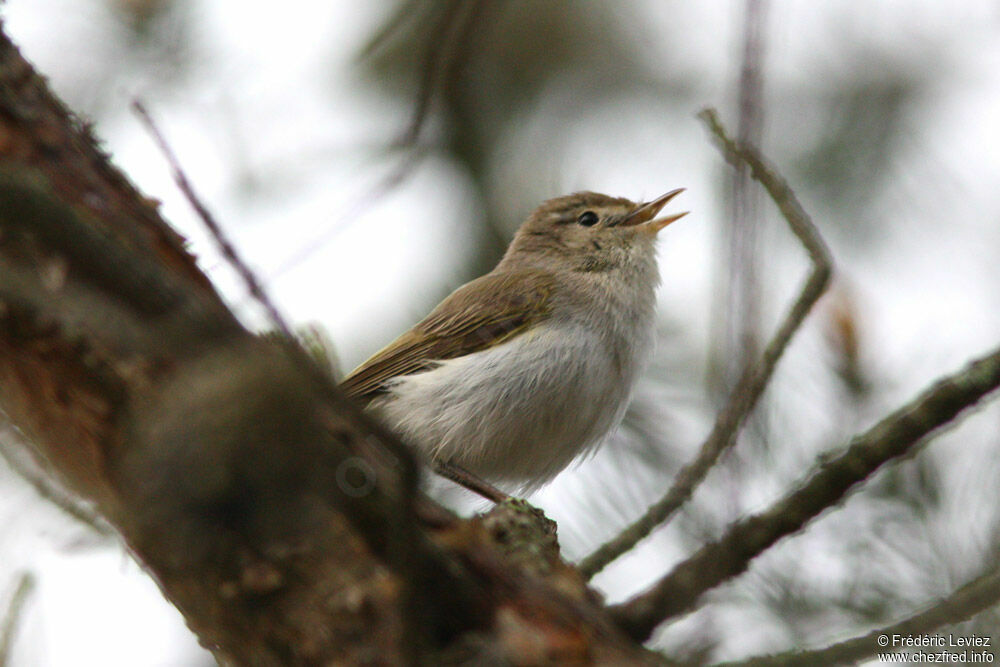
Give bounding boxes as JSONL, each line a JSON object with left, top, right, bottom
{"left": 341, "top": 189, "right": 687, "bottom": 494}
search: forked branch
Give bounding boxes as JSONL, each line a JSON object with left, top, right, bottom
{"left": 608, "top": 344, "right": 1000, "bottom": 641}
{"left": 579, "top": 107, "right": 832, "bottom": 579}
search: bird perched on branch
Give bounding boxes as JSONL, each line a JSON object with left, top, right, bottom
{"left": 341, "top": 189, "right": 687, "bottom": 498}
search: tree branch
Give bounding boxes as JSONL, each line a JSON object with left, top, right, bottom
{"left": 609, "top": 343, "right": 1000, "bottom": 642}
{"left": 719, "top": 0, "right": 769, "bottom": 387}
{"left": 0, "top": 572, "right": 35, "bottom": 667}
{"left": 0, "top": 22, "right": 657, "bottom": 664}
{"left": 579, "top": 107, "right": 833, "bottom": 579}
{"left": 720, "top": 563, "right": 1000, "bottom": 666}
{"left": 131, "top": 100, "right": 295, "bottom": 340}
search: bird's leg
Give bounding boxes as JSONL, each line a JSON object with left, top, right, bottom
{"left": 433, "top": 460, "right": 511, "bottom": 503}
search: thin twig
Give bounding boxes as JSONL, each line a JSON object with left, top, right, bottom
{"left": 131, "top": 104, "right": 424, "bottom": 496}
{"left": 579, "top": 108, "right": 832, "bottom": 579}
{"left": 721, "top": 0, "right": 769, "bottom": 388}
{"left": 0, "top": 423, "right": 112, "bottom": 537}
{"left": 132, "top": 100, "right": 430, "bottom": 663}
{"left": 608, "top": 343, "right": 1000, "bottom": 642}
{"left": 717, "top": 564, "right": 1000, "bottom": 666}
{"left": 131, "top": 100, "right": 296, "bottom": 341}
{"left": 0, "top": 572, "right": 36, "bottom": 667}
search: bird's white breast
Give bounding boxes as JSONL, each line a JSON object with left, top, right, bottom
{"left": 373, "top": 305, "right": 654, "bottom": 491}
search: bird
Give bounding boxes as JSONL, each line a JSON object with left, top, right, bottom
{"left": 340, "top": 189, "right": 686, "bottom": 496}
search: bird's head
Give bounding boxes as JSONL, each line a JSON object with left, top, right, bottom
{"left": 500, "top": 189, "right": 687, "bottom": 274}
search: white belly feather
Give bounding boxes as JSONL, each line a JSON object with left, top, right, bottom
{"left": 372, "top": 319, "right": 650, "bottom": 490}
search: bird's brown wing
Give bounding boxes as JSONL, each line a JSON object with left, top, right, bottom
{"left": 340, "top": 269, "right": 555, "bottom": 403}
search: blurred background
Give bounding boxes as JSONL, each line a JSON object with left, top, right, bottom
{"left": 2, "top": 0, "right": 1000, "bottom": 664}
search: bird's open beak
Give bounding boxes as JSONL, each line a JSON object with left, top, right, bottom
{"left": 621, "top": 188, "right": 688, "bottom": 235}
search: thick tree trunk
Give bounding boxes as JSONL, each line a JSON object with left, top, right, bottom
{"left": 0, "top": 24, "right": 654, "bottom": 666}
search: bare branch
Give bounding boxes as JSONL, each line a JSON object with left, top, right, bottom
{"left": 719, "top": 564, "right": 1000, "bottom": 666}
{"left": 609, "top": 343, "right": 1000, "bottom": 642}
{"left": 131, "top": 102, "right": 425, "bottom": 507}
{"left": 130, "top": 101, "right": 442, "bottom": 657}
{"left": 579, "top": 108, "right": 832, "bottom": 579}
{"left": 0, "top": 19, "right": 725, "bottom": 665}
{"left": 131, "top": 100, "right": 296, "bottom": 342}
{"left": 719, "top": 0, "right": 769, "bottom": 388}
{"left": 735, "top": 0, "right": 768, "bottom": 149}
{"left": 0, "top": 572, "right": 35, "bottom": 667}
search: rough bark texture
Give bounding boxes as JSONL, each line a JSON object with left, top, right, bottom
{"left": 0, "top": 23, "right": 658, "bottom": 666}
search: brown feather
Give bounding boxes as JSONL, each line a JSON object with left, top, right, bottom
{"left": 340, "top": 269, "right": 555, "bottom": 402}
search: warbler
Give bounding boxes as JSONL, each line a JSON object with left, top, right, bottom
{"left": 341, "top": 189, "right": 686, "bottom": 493}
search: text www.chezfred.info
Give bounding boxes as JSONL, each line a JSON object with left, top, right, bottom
{"left": 877, "top": 633, "right": 994, "bottom": 663}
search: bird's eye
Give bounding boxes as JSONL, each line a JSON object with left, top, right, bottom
{"left": 577, "top": 211, "right": 599, "bottom": 227}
